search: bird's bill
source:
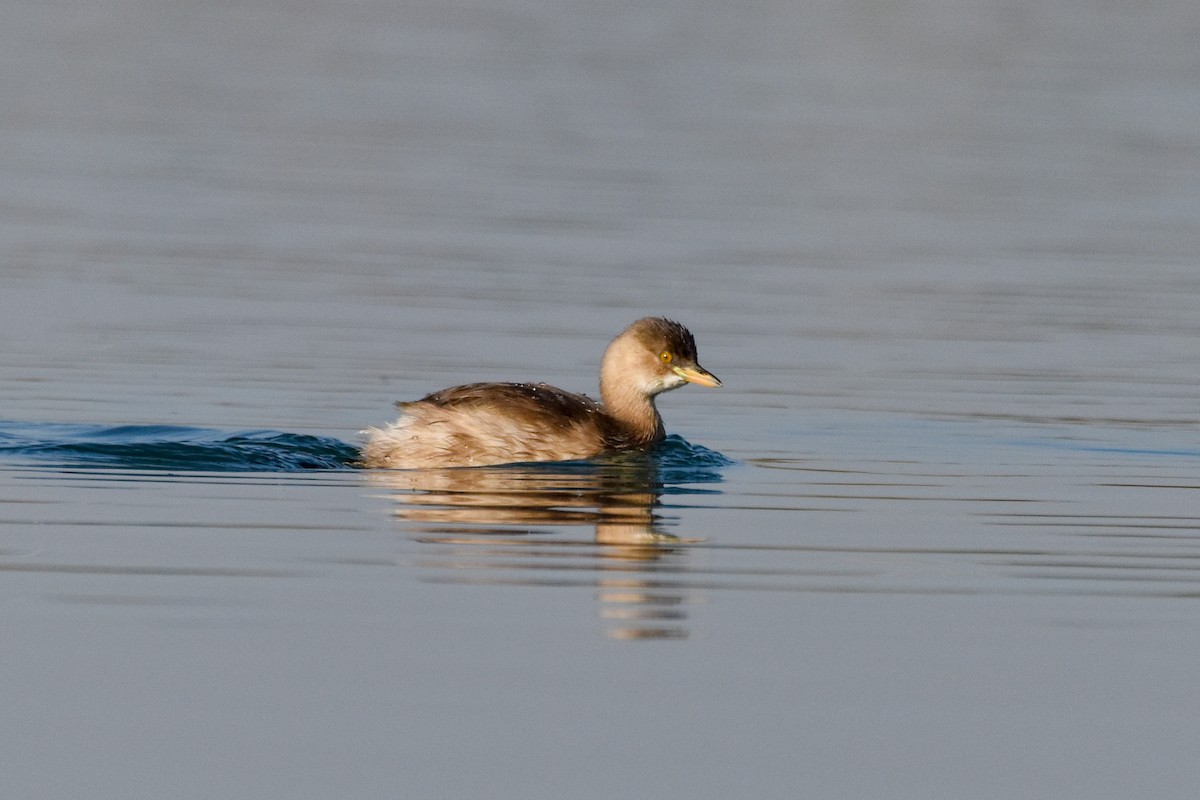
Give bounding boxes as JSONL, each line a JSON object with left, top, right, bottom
{"left": 673, "top": 364, "right": 722, "bottom": 388}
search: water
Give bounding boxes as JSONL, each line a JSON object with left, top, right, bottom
{"left": 0, "top": 422, "right": 361, "bottom": 470}
{"left": 3, "top": 0, "right": 1200, "bottom": 798}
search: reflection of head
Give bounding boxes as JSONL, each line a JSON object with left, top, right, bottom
{"left": 372, "top": 459, "right": 691, "bottom": 638}
{"left": 371, "top": 446, "right": 729, "bottom": 641}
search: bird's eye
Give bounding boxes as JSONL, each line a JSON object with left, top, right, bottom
{"left": 660, "top": 351, "right": 673, "bottom": 363}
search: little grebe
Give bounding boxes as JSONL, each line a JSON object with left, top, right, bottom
{"left": 361, "top": 317, "right": 721, "bottom": 468}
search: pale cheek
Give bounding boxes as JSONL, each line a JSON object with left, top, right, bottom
{"left": 656, "top": 373, "right": 687, "bottom": 392}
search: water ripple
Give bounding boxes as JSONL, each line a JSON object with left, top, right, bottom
{"left": 0, "top": 421, "right": 360, "bottom": 471}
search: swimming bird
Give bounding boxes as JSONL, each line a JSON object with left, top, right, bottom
{"left": 361, "top": 317, "right": 721, "bottom": 468}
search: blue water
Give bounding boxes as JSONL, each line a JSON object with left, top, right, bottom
{"left": 0, "top": 422, "right": 361, "bottom": 471}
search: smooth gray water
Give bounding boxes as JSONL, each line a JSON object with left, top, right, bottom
{"left": 3, "top": 1, "right": 1200, "bottom": 798}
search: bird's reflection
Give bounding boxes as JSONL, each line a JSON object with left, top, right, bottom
{"left": 368, "top": 455, "right": 713, "bottom": 639}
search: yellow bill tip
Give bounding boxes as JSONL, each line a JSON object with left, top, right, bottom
{"left": 673, "top": 365, "right": 722, "bottom": 388}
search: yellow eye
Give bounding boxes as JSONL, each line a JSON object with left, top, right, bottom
{"left": 660, "top": 351, "right": 673, "bottom": 363}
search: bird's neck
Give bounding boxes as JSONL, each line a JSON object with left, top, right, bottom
{"left": 600, "top": 381, "right": 664, "bottom": 445}
{"left": 598, "top": 335, "right": 666, "bottom": 445}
